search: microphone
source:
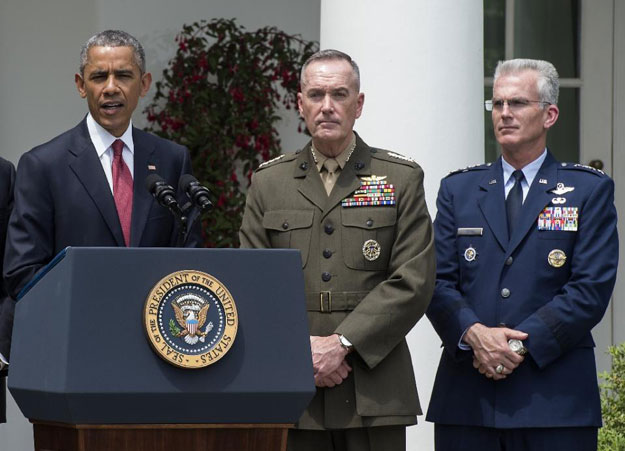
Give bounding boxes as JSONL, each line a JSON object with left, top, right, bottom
{"left": 180, "top": 174, "right": 213, "bottom": 211}
{"left": 145, "top": 173, "right": 183, "bottom": 217}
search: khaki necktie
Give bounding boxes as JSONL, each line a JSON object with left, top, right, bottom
{"left": 322, "top": 158, "right": 340, "bottom": 195}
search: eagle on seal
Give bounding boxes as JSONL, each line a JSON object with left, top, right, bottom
{"left": 172, "top": 302, "right": 210, "bottom": 345}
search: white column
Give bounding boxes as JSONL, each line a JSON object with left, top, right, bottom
{"left": 320, "top": 1, "right": 484, "bottom": 449}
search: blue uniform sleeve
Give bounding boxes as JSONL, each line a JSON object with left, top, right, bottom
{"left": 426, "top": 178, "right": 481, "bottom": 360}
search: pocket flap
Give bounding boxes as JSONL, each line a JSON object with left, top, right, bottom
{"left": 341, "top": 208, "right": 396, "bottom": 229}
{"left": 262, "top": 210, "right": 314, "bottom": 231}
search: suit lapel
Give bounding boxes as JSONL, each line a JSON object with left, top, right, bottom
{"left": 68, "top": 120, "right": 125, "bottom": 246}
{"left": 507, "top": 152, "right": 558, "bottom": 253}
{"left": 477, "top": 160, "right": 508, "bottom": 250}
{"left": 130, "top": 128, "right": 157, "bottom": 246}
{"left": 295, "top": 135, "right": 372, "bottom": 219}
{"left": 295, "top": 145, "right": 328, "bottom": 211}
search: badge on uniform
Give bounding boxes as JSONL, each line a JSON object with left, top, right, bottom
{"left": 538, "top": 207, "right": 578, "bottom": 231}
{"left": 464, "top": 246, "right": 477, "bottom": 262}
{"left": 362, "top": 239, "right": 381, "bottom": 261}
{"left": 548, "top": 249, "right": 567, "bottom": 268}
{"left": 342, "top": 175, "right": 396, "bottom": 208}
{"left": 550, "top": 182, "right": 575, "bottom": 195}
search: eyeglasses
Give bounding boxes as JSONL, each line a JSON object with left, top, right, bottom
{"left": 485, "top": 98, "right": 551, "bottom": 112}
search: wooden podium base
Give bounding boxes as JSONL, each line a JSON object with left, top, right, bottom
{"left": 33, "top": 422, "right": 291, "bottom": 451}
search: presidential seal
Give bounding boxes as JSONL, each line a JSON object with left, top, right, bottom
{"left": 144, "top": 270, "right": 238, "bottom": 369}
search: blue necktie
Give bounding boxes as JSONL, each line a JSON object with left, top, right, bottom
{"left": 506, "top": 170, "right": 525, "bottom": 238}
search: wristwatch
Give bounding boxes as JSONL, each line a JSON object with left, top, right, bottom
{"left": 508, "top": 339, "right": 528, "bottom": 356}
{"left": 338, "top": 334, "right": 353, "bottom": 352}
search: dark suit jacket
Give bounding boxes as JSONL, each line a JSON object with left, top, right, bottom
{"left": 0, "top": 157, "right": 15, "bottom": 423}
{"left": 426, "top": 151, "right": 618, "bottom": 428}
{"left": 4, "top": 118, "right": 202, "bottom": 300}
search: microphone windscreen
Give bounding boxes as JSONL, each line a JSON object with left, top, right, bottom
{"left": 145, "top": 173, "right": 165, "bottom": 193}
{"left": 179, "top": 174, "right": 198, "bottom": 192}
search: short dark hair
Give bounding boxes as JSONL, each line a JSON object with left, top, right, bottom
{"left": 80, "top": 30, "right": 146, "bottom": 75}
{"left": 300, "top": 49, "right": 360, "bottom": 90}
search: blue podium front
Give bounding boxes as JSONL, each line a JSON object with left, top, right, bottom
{"left": 8, "top": 247, "right": 315, "bottom": 425}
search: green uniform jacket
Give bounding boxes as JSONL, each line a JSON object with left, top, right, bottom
{"left": 240, "top": 134, "right": 435, "bottom": 429}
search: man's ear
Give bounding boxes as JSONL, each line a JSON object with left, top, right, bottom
{"left": 75, "top": 73, "right": 87, "bottom": 98}
{"left": 355, "top": 92, "right": 365, "bottom": 119}
{"left": 297, "top": 92, "right": 304, "bottom": 117}
{"left": 543, "top": 104, "right": 559, "bottom": 130}
{"left": 140, "top": 72, "right": 152, "bottom": 97}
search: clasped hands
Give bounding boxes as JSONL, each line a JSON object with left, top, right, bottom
{"left": 464, "top": 323, "right": 527, "bottom": 381}
{"left": 310, "top": 334, "right": 352, "bottom": 388}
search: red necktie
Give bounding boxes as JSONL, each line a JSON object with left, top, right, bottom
{"left": 112, "top": 139, "right": 133, "bottom": 246}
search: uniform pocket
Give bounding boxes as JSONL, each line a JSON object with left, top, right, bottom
{"left": 341, "top": 207, "right": 396, "bottom": 270}
{"left": 537, "top": 230, "right": 576, "bottom": 240}
{"left": 262, "top": 210, "right": 314, "bottom": 267}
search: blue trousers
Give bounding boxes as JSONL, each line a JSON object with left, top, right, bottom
{"left": 435, "top": 424, "right": 597, "bottom": 451}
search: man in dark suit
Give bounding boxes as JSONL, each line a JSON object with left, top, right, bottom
{"left": 4, "top": 29, "right": 201, "bottom": 301}
{"left": 0, "top": 157, "right": 15, "bottom": 423}
{"left": 240, "top": 50, "right": 435, "bottom": 451}
{"left": 426, "top": 58, "right": 618, "bottom": 450}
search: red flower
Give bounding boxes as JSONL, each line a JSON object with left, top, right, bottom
{"left": 229, "top": 87, "right": 245, "bottom": 103}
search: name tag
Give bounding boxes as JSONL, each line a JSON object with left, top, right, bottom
{"left": 457, "top": 227, "right": 483, "bottom": 236}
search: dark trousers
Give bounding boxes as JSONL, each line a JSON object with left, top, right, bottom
{"left": 287, "top": 426, "right": 405, "bottom": 451}
{"left": 435, "top": 424, "right": 598, "bottom": 451}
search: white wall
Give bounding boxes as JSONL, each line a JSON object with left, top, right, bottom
{"left": 320, "top": 1, "right": 484, "bottom": 449}
{"left": 0, "top": 1, "right": 319, "bottom": 448}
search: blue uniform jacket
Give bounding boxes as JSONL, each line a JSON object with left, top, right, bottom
{"left": 426, "top": 151, "right": 618, "bottom": 428}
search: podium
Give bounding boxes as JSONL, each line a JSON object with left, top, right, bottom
{"left": 8, "top": 247, "right": 315, "bottom": 451}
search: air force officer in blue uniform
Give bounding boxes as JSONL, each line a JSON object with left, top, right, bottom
{"left": 426, "top": 59, "right": 618, "bottom": 450}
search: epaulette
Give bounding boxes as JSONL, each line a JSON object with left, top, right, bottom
{"left": 559, "top": 162, "right": 607, "bottom": 176}
{"left": 445, "top": 162, "right": 492, "bottom": 177}
{"left": 256, "top": 153, "right": 297, "bottom": 171}
{"left": 370, "top": 148, "right": 418, "bottom": 167}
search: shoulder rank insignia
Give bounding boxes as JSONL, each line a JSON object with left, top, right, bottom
{"left": 258, "top": 154, "right": 285, "bottom": 169}
{"left": 573, "top": 163, "right": 605, "bottom": 175}
{"left": 550, "top": 182, "right": 575, "bottom": 195}
{"left": 387, "top": 152, "right": 416, "bottom": 164}
{"left": 342, "top": 175, "right": 396, "bottom": 208}
{"left": 446, "top": 163, "right": 491, "bottom": 176}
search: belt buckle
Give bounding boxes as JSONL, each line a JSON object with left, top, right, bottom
{"left": 320, "top": 291, "right": 332, "bottom": 313}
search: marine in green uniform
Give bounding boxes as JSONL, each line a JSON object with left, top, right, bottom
{"left": 239, "top": 49, "right": 436, "bottom": 451}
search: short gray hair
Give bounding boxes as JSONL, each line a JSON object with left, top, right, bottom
{"left": 80, "top": 30, "right": 146, "bottom": 76}
{"left": 300, "top": 49, "right": 361, "bottom": 91}
{"left": 493, "top": 58, "right": 559, "bottom": 106}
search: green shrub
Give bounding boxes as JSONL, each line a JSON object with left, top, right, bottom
{"left": 144, "top": 19, "right": 317, "bottom": 248}
{"left": 599, "top": 343, "right": 625, "bottom": 451}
